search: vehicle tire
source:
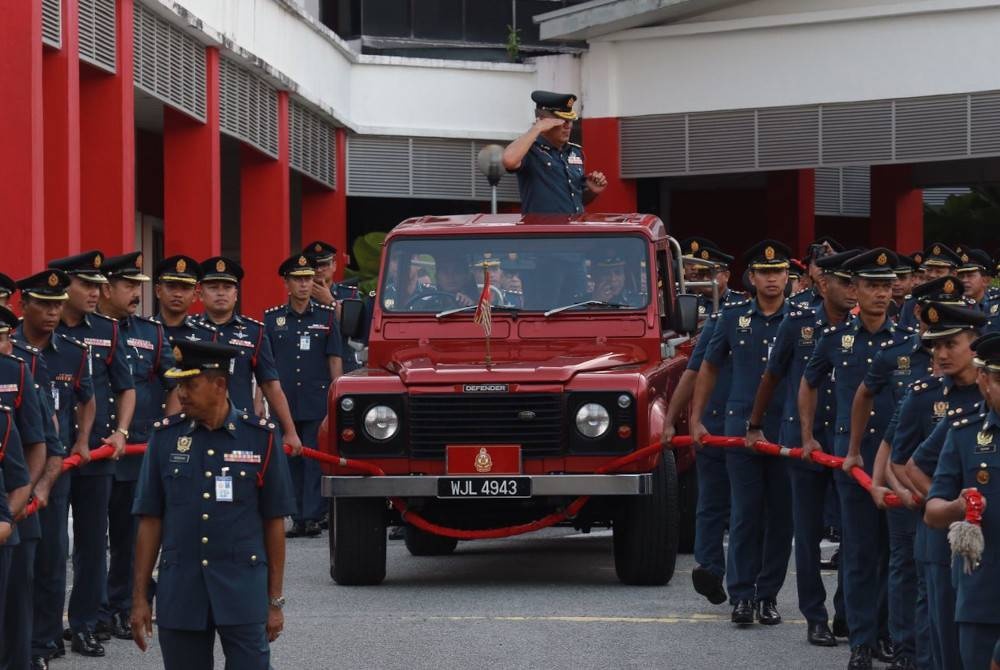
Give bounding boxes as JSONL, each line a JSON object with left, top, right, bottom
{"left": 677, "top": 465, "right": 698, "bottom": 554}
{"left": 403, "top": 524, "right": 459, "bottom": 556}
{"left": 329, "top": 497, "right": 387, "bottom": 585}
{"left": 613, "top": 449, "right": 679, "bottom": 585}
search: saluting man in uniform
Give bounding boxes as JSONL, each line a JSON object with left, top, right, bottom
{"left": 196, "top": 257, "right": 303, "bottom": 455}
{"left": 264, "top": 254, "right": 342, "bottom": 538}
{"left": 130, "top": 340, "right": 295, "bottom": 670}
{"left": 95, "top": 252, "right": 179, "bottom": 642}
{"left": 153, "top": 255, "right": 217, "bottom": 345}
{"left": 800, "top": 248, "right": 909, "bottom": 669}
{"left": 502, "top": 90, "right": 607, "bottom": 214}
{"left": 49, "top": 249, "right": 136, "bottom": 658}
{"left": 745, "top": 249, "right": 858, "bottom": 647}
{"left": 925, "top": 331, "right": 1000, "bottom": 670}
{"left": 690, "top": 240, "right": 794, "bottom": 627}
{"left": 14, "top": 270, "right": 95, "bottom": 669}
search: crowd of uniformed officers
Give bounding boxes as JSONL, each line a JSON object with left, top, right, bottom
{"left": 665, "top": 236, "right": 1000, "bottom": 670}
{"left": 0, "top": 240, "right": 359, "bottom": 669}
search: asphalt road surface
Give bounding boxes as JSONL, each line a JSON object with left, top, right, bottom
{"left": 55, "top": 528, "right": 864, "bottom": 670}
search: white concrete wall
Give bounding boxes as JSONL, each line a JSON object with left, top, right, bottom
{"left": 584, "top": 0, "right": 1000, "bottom": 118}
{"left": 167, "top": 0, "right": 580, "bottom": 140}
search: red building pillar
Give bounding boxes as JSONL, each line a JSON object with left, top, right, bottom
{"left": 79, "top": 0, "right": 135, "bottom": 256}
{"left": 301, "top": 128, "right": 348, "bottom": 280}
{"left": 0, "top": 1, "right": 45, "bottom": 277}
{"left": 870, "top": 164, "right": 923, "bottom": 253}
{"left": 239, "top": 91, "right": 291, "bottom": 318}
{"left": 580, "top": 117, "right": 637, "bottom": 213}
{"left": 43, "top": 0, "right": 81, "bottom": 261}
{"left": 163, "top": 47, "right": 221, "bottom": 258}
{"left": 766, "top": 169, "right": 815, "bottom": 257}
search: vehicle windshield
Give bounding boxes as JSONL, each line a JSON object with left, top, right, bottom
{"left": 379, "top": 235, "right": 650, "bottom": 313}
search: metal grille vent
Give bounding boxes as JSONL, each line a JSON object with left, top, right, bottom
{"left": 814, "top": 167, "right": 870, "bottom": 217}
{"left": 895, "top": 96, "right": 967, "bottom": 160}
{"left": 289, "top": 100, "right": 336, "bottom": 188}
{"left": 133, "top": 3, "right": 206, "bottom": 122}
{"left": 219, "top": 58, "right": 279, "bottom": 158}
{"left": 347, "top": 136, "right": 520, "bottom": 202}
{"left": 78, "top": 0, "right": 116, "bottom": 73}
{"left": 622, "top": 89, "right": 1000, "bottom": 178}
{"left": 42, "top": 0, "right": 62, "bottom": 49}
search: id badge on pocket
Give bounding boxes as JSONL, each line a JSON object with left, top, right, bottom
{"left": 215, "top": 476, "right": 233, "bottom": 502}
{"left": 51, "top": 384, "right": 60, "bottom": 411}
{"left": 299, "top": 335, "right": 311, "bottom": 351}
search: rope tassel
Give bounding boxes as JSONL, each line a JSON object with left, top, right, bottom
{"left": 948, "top": 489, "right": 986, "bottom": 575}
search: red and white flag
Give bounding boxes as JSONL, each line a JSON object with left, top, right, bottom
{"left": 473, "top": 267, "right": 492, "bottom": 336}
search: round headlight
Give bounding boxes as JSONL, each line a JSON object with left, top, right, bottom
{"left": 363, "top": 405, "right": 399, "bottom": 441}
{"left": 340, "top": 397, "right": 355, "bottom": 412}
{"left": 617, "top": 394, "right": 632, "bottom": 409}
{"left": 575, "top": 403, "right": 610, "bottom": 438}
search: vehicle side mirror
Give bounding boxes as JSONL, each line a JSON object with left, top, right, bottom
{"left": 339, "top": 299, "right": 365, "bottom": 339}
{"left": 673, "top": 294, "right": 699, "bottom": 335}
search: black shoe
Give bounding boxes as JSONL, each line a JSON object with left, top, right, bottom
{"left": 388, "top": 526, "right": 405, "bottom": 541}
{"left": 807, "top": 622, "right": 837, "bottom": 647}
{"left": 847, "top": 645, "right": 872, "bottom": 670}
{"left": 691, "top": 566, "right": 727, "bottom": 605}
{"left": 832, "top": 617, "right": 849, "bottom": 638}
{"left": 304, "top": 520, "right": 322, "bottom": 537}
{"left": 875, "top": 637, "right": 898, "bottom": 663}
{"left": 31, "top": 656, "right": 48, "bottom": 670}
{"left": 888, "top": 656, "right": 916, "bottom": 670}
{"left": 70, "top": 631, "right": 105, "bottom": 657}
{"left": 755, "top": 598, "right": 782, "bottom": 625}
{"left": 820, "top": 549, "right": 840, "bottom": 571}
{"left": 110, "top": 611, "right": 132, "bottom": 640}
{"left": 731, "top": 600, "right": 754, "bottom": 625}
{"left": 286, "top": 521, "right": 305, "bottom": 538}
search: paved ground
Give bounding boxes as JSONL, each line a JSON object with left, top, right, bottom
{"left": 49, "top": 527, "right": 881, "bottom": 670}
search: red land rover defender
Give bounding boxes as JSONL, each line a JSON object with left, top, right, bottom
{"left": 324, "top": 213, "right": 700, "bottom": 585}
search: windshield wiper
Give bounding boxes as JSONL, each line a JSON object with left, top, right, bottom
{"left": 435, "top": 305, "right": 520, "bottom": 319}
{"left": 543, "top": 300, "right": 629, "bottom": 317}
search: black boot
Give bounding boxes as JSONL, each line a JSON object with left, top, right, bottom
{"left": 807, "top": 622, "right": 837, "bottom": 646}
{"left": 847, "top": 646, "right": 872, "bottom": 670}
{"left": 731, "top": 600, "right": 754, "bottom": 625}
{"left": 70, "top": 631, "right": 105, "bottom": 657}
{"left": 755, "top": 598, "right": 781, "bottom": 625}
{"left": 691, "top": 566, "right": 727, "bottom": 605}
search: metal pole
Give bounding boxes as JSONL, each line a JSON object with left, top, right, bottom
{"left": 491, "top": 184, "right": 498, "bottom": 214}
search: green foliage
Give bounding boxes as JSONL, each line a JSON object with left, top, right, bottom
{"left": 343, "top": 231, "right": 386, "bottom": 294}
{"left": 924, "top": 186, "right": 1000, "bottom": 252}
{"left": 505, "top": 24, "right": 522, "bottom": 62}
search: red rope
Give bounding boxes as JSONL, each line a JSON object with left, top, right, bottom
{"left": 671, "top": 435, "right": 911, "bottom": 508}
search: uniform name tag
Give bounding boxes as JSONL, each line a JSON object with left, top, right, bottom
{"left": 127, "top": 337, "right": 155, "bottom": 351}
{"left": 307, "top": 324, "right": 329, "bottom": 331}
{"left": 169, "top": 453, "right": 190, "bottom": 463}
{"left": 228, "top": 339, "right": 254, "bottom": 348}
{"left": 567, "top": 154, "right": 583, "bottom": 165}
{"left": 299, "top": 335, "right": 311, "bottom": 351}
{"left": 0, "top": 384, "right": 18, "bottom": 393}
{"left": 84, "top": 337, "right": 112, "bottom": 348}
{"left": 224, "top": 450, "right": 261, "bottom": 463}
{"left": 215, "top": 476, "right": 233, "bottom": 502}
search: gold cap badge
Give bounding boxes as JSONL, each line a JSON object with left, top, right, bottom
{"left": 962, "top": 254, "right": 969, "bottom": 263}
{"left": 172, "top": 345, "right": 182, "bottom": 362}
{"left": 701, "top": 250, "right": 710, "bottom": 260}
{"left": 764, "top": 246, "right": 775, "bottom": 261}
{"left": 135, "top": 254, "right": 143, "bottom": 269}
{"left": 94, "top": 254, "right": 102, "bottom": 268}
{"left": 298, "top": 256, "right": 307, "bottom": 266}
{"left": 933, "top": 245, "right": 942, "bottom": 255}
{"left": 176, "top": 258, "right": 187, "bottom": 273}
{"left": 944, "top": 279, "right": 955, "bottom": 293}
{"left": 216, "top": 259, "right": 226, "bottom": 273}
{"left": 691, "top": 241, "right": 700, "bottom": 253}
{"left": 314, "top": 243, "right": 322, "bottom": 252}
{"left": 876, "top": 253, "right": 887, "bottom": 266}
{"left": 47, "top": 273, "right": 59, "bottom": 287}
{"left": 927, "top": 307, "right": 939, "bottom": 323}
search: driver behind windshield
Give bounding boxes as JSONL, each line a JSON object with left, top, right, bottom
{"left": 436, "top": 255, "right": 480, "bottom": 307}
{"left": 589, "top": 252, "right": 639, "bottom": 305}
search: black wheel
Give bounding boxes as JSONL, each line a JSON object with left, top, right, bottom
{"left": 403, "top": 524, "right": 459, "bottom": 556}
{"left": 677, "top": 464, "right": 698, "bottom": 554}
{"left": 612, "top": 449, "right": 679, "bottom": 585}
{"left": 329, "top": 497, "right": 387, "bottom": 585}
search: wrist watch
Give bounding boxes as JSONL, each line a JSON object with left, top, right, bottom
{"left": 115, "top": 427, "right": 129, "bottom": 438}
{"left": 746, "top": 421, "right": 763, "bottom": 431}
{"left": 269, "top": 595, "right": 286, "bottom": 609}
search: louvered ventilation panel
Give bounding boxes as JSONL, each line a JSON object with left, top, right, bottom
{"left": 472, "top": 142, "right": 520, "bottom": 202}
{"left": 971, "top": 91, "right": 1000, "bottom": 156}
{"left": 688, "top": 110, "right": 755, "bottom": 173}
{"left": 289, "top": 101, "right": 336, "bottom": 189}
{"left": 757, "top": 106, "right": 819, "bottom": 168}
{"left": 841, "top": 166, "right": 871, "bottom": 217}
{"left": 133, "top": 3, "right": 206, "bottom": 122}
{"left": 821, "top": 100, "right": 892, "bottom": 165}
{"left": 346, "top": 136, "right": 411, "bottom": 197}
{"left": 814, "top": 168, "right": 842, "bottom": 216}
{"left": 895, "top": 95, "right": 967, "bottom": 161}
{"left": 79, "top": 0, "right": 116, "bottom": 73}
{"left": 412, "top": 139, "right": 474, "bottom": 199}
{"left": 619, "top": 114, "right": 686, "bottom": 178}
{"left": 219, "top": 59, "right": 279, "bottom": 158}
{"left": 42, "top": 0, "right": 62, "bottom": 48}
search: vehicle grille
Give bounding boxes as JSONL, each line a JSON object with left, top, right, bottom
{"left": 408, "top": 393, "right": 564, "bottom": 459}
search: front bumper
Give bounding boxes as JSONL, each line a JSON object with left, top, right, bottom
{"left": 322, "top": 473, "right": 652, "bottom": 498}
